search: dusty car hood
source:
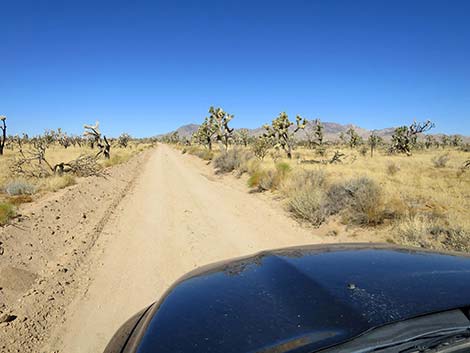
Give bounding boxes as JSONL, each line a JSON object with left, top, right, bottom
{"left": 136, "top": 244, "right": 470, "bottom": 353}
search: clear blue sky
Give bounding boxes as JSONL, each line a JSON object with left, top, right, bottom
{"left": 1, "top": 0, "right": 469, "bottom": 137}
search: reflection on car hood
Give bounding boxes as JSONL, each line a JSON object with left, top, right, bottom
{"left": 137, "top": 243, "right": 470, "bottom": 353}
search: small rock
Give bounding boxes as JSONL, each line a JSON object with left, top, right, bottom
{"left": 0, "top": 313, "right": 17, "bottom": 323}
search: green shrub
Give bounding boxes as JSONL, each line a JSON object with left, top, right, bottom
{"left": 0, "top": 202, "right": 15, "bottom": 225}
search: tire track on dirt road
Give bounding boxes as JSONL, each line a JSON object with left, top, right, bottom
{"left": 49, "top": 145, "right": 323, "bottom": 353}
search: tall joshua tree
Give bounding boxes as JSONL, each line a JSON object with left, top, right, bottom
{"left": 263, "top": 112, "right": 307, "bottom": 159}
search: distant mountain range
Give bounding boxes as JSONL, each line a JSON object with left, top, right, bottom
{"left": 162, "top": 121, "right": 468, "bottom": 142}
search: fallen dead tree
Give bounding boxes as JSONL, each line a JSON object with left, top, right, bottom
{"left": 300, "top": 151, "right": 346, "bottom": 165}
{"left": 10, "top": 142, "right": 103, "bottom": 178}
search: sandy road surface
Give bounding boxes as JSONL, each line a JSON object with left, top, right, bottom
{"left": 50, "top": 145, "right": 322, "bottom": 352}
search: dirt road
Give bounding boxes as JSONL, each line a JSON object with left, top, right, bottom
{"left": 46, "top": 145, "right": 321, "bottom": 352}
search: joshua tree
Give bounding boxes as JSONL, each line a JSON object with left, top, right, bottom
{"left": 390, "top": 120, "right": 435, "bottom": 155}
{"left": 346, "top": 127, "right": 362, "bottom": 148}
{"left": 235, "top": 128, "right": 250, "bottom": 147}
{"left": 251, "top": 136, "right": 271, "bottom": 160}
{"left": 209, "top": 106, "right": 234, "bottom": 150}
{"left": 84, "top": 121, "right": 110, "bottom": 159}
{"left": 451, "top": 135, "right": 463, "bottom": 147}
{"left": 425, "top": 135, "right": 437, "bottom": 149}
{"left": 305, "top": 119, "right": 324, "bottom": 149}
{"left": 118, "top": 133, "right": 131, "bottom": 148}
{"left": 194, "top": 116, "right": 217, "bottom": 150}
{"left": 367, "top": 131, "right": 382, "bottom": 157}
{"left": 0, "top": 116, "right": 6, "bottom": 155}
{"left": 263, "top": 112, "right": 307, "bottom": 159}
{"left": 440, "top": 135, "right": 451, "bottom": 148}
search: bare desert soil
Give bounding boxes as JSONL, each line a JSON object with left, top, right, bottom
{"left": 0, "top": 145, "right": 376, "bottom": 353}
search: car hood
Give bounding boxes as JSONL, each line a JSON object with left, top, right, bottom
{"left": 136, "top": 243, "right": 470, "bottom": 353}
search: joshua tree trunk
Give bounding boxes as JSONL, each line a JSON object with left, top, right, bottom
{"left": 0, "top": 117, "right": 6, "bottom": 156}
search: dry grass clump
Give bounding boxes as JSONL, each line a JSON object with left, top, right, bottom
{"left": 431, "top": 153, "right": 450, "bottom": 168}
{"left": 386, "top": 161, "right": 400, "bottom": 175}
{"left": 187, "top": 146, "right": 214, "bottom": 161}
{"left": 103, "top": 152, "right": 131, "bottom": 167}
{"left": 0, "top": 202, "right": 15, "bottom": 226}
{"left": 38, "top": 175, "right": 76, "bottom": 192}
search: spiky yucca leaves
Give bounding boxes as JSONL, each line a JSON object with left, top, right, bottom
{"left": 263, "top": 112, "right": 307, "bottom": 159}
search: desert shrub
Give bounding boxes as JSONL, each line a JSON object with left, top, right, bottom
{"left": 0, "top": 202, "right": 15, "bottom": 225}
{"left": 258, "top": 169, "right": 276, "bottom": 191}
{"left": 284, "top": 169, "right": 326, "bottom": 193}
{"left": 4, "top": 180, "right": 37, "bottom": 196}
{"left": 213, "top": 149, "right": 243, "bottom": 174}
{"left": 460, "top": 144, "right": 470, "bottom": 152}
{"left": 359, "top": 146, "right": 368, "bottom": 156}
{"left": 431, "top": 154, "right": 450, "bottom": 168}
{"left": 386, "top": 161, "right": 400, "bottom": 175}
{"left": 393, "top": 215, "right": 470, "bottom": 252}
{"left": 284, "top": 169, "right": 328, "bottom": 226}
{"left": 195, "top": 149, "right": 213, "bottom": 161}
{"left": 247, "top": 169, "right": 264, "bottom": 188}
{"left": 440, "top": 226, "right": 470, "bottom": 253}
{"left": 326, "top": 177, "right": 384, "bottom": 225}
{"left": 394, "top": 215, "right": 437, "bottom": 249}
{"left": 213, "top": 149, "right": 254, "bottom": 175}
{"left": 247, "top": 162, "right": 291, "bottom": 191}
{"left": 287, "top": 187, "right": 326, "bottom": 226}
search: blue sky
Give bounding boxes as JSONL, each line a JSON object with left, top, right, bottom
{"left": 1, "top": 0, "right": 469, "bottom": 137}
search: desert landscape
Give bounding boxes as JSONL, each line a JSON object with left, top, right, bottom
{"left": 0, "top": 112, "right": 469, "bottom": 352}
{"left": 2, "top": 1, "right": 470, "bottom": 352}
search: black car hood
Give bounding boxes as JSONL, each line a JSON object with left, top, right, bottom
{"left": 136, "top": 244, "right": 470, "bottom": 353}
